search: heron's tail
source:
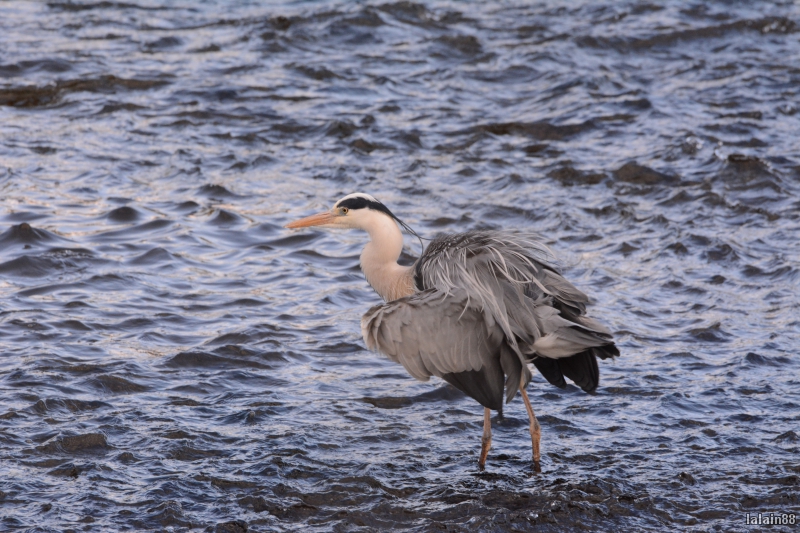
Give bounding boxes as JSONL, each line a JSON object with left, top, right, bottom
{"left": 531, "top": 343, "right": 618, "bottom": 394}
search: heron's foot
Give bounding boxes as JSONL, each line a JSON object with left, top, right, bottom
{"left": 532, "top": 459, "right": 542, "bottom": 473}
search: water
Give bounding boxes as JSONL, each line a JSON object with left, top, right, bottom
{"left": 1, "top": 1, "right": 799, "bottom": 531}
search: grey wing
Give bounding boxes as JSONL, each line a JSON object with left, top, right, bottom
{"left": 361, "top": 288, "right": 527, "bottom": 411}
{"left": 414, "top": 230, "right": 619, "bottom": 395}
{"left": 417, "top": 231, "right": 614, "bottom": 359}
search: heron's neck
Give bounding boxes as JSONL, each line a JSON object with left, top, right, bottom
{"left": 360, "top": 215, "right": 415, "bottom": 302}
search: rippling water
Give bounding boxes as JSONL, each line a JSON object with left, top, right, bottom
{"left": 1, "top": 1, "right": 799, "bottom": 531}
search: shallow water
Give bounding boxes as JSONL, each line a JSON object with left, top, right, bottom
{"left": 1, "top": 1, "right": 799, "bottom": 531}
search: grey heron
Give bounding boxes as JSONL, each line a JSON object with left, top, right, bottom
{"left": 285, "top": 193, "right": 619, "bottom": 471}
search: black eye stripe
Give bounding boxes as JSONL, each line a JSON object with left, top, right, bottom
{"left": 336, "top": 197, "right": 383, "bottom": 212}
{"left": 335, "top": 195, "right": 425, "bottom": 253}
{"left": 336, "top": 197, "right": 400, "bottom": 221}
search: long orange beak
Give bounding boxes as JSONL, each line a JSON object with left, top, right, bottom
{"left": 284, "top": 211, "right": 336, "bottom": 229}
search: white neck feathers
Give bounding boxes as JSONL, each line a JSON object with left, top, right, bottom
{"left": 358, "top": 211, "right": 415, "bottom": 302}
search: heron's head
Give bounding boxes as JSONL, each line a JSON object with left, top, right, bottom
{"left": 284, "top": 192, "right": 403, "bottom": 232}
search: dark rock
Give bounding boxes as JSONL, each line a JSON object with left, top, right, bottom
{"left": 614, "top": 162, "right": 677, "bottom": 185}
{"left": 211, "top": 521, "right": 247, "bottom": 533}
{"left": 107, "top": 206, "right": 140, "bottom": 222}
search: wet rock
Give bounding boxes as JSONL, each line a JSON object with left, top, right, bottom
{"left": 195, "top": 474, "right": 257, "bottom": 490}
{"left": 61, "top": 433, "right": 109, "bottom": 452}
{"left": 165, "top": 351, "right": 228, "bottom": 368}
{"left": 412, "top": 384, "right": 467, "bottom": 403}
{"left": 0, "top": 255, "right": 62, "bottom": 277}
{"left": 198, "top": 184, "right": 236, "bottom": 198}
{"left": 107, "top": 206, "right": 141, "bottom": 222}
{"left": 162, "top": 429, "right": 195, "bottom": 440}
{"left": 378, "top": 2, "right": 436, "bottom": 27}
{"left": 193, "top": 43, "right": 222, "bottom": 53}
{"left": 129, "top": 247, "right": 173, "bottom": 265}
{"left": 168, "top": 444, "right": 222, "bottom": 461}
{"left": 666, "top": 242, "right": 688, "bottom": 255}
{"left": 455, "top": 166, "right": 477, "bottom": 177}
{"left": 773, "top": 431, "right": 799, "bottom": 443}
{"left": 144, "top": 500, "right": 193, "bottom": 528}
{"left": 613, "top": 161, "right": 677, "bottom": 185}
{"left": 687, "top": 323, "right": 729, "bottom": 342}
{"left": 340, "top": 9, "right": 385, "bottom": 28}
{"left": 548, "top": 164, "right": 606, "bottom": 185}
{"left": 30, "top": 145, "right": 57, "bottom": 154}
{"left": 578, "top": 17, "right": 796, "bottom": 51}
{"left": 617, "top": 242, "right": 638, "bottom": 254}
{"left": 176, "top": 200, "right": 200, "bottom": 212}
{"left": 469, "top": 120, "right": 594, "bottom": 141}
{"left": 143, "top": 36, "right": 183, "bottom": 51}
{"left": 678, "top": 472, "right": 696, "bottom": 485}
{"left": 47, "top": 463, "right": 80, "bottom": 477}
{"left": 0, "top": 223, "right": 59, "bottom": 245}
{"left": 237, "top": 496, "right": 271, "bottom": 514}
{"left": 728, "top": 153, "right": 760, "bottom": 163}
{"left": 98, "top": 102, "right": 145, "bottom": 115}
{"left": 324, "top": 119, "right": 357, "bottom": 137}
{"left": 523, "top": 143, "right": 547, "bottom": 155}
{"left": 0, "top": 75, "right": 169, "bottom": 108}
{"left": 721, "top": 154, "right": 781, "bottom": 190}
{"left": 210, "top": 209, "right": 241, "bottom": 225}
{"left": 0, "top": 58, "right": 71, "bottom": 76}
{"left": 210, "top": 521, "right": 247, "bottom": 533}
{"left": 169, "top": 397, "right": 202, "bottom": 406}
{"left": 744, "top": 352, "right": 790, "bottom": 367}
{"left": 361, "top": 396, "right": 413, "bottom": 409}
{"left": 88, "top": 374, "right": 149, "bottom": 394}
{"left": 212, "top": 89, "right": 238, "bottom": 101}
{"left": 703, "top": 243, "right": 738, "bottom": 262}
{"left": 270, "top": 15, "right": 294, "bottom": 30}
{"left": 351, "top": 138, "right": 376, "bottom": 153}
{"left": 32, "top": 398, "right": 109, "bottom": 413}
{"left": 38, "top": 433, "right": 109, "bottom": 454}
{"left": 622, "top": 98, "right": 652, "bottom": 109}
{"left": 434, "top": 34, "right": 483, "bottom": 56}
{"left": 296, "top": 65, "right": 342, "bottom": 81}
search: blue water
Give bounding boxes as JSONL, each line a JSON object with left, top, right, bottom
{"left": 1, "top": 1, "right": 799, "bottom": 531}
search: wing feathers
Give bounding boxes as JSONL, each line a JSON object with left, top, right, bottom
{"left": 363, "top": 230, "right": 618, "bottom": 404}
{"left": 441, "top": 367, "right": 504, "bottom": 412}
{"left": 557, "top": 348, "right": 601, "bottom": 393}
{"left": 362, "top": 289, "right": 494, "bottom": 379}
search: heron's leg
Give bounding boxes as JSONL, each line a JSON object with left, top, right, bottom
{"left": 520, "top": 387, "right": 541, "bottom": 471}
{"left": 478, "top": 407, "right": 492, "bottom": 471}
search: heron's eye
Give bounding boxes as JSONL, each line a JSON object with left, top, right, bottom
{"left": 342, "top": 207, "right": 349, "bottom": 215}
